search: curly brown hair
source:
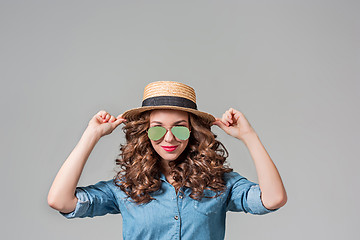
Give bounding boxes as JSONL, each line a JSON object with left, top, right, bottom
{"left": 113, "top": 110, "right": 233, "bottom": 205}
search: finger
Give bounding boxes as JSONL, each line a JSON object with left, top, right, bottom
{"left": 222, "top": 113, "right": 230, "bottom": 122}
{"left": 97, "top": 110, "right": 107, "bottom": 118}
{"left": 222, "top": 113, "right": 232, "bottom": 126}
{"left": 233, "top": 112, "right": 242, "bottom": 121}
{"left": 109, "top": 115, "right": 116, "bottom": 123}
{"left": 229, "top": 108, "right": 238, "bottom": 114}
{"left": 101, "top": 113, "right": 109, "bottom": 122}
{"left": 112, "top": 117, "right": 127, "bottom": 127}
{"left": 228, "top": 108, "right": 244, "bottom": 124}
{"left": 227, "top": 109, "right": 242, "bottom": 123}
{"left": 213, "top": 118, "right": 229, "bottom": 130}
{"left": 229, "top": 108, "right": 244, "bottom": 118}
{"left": 211, "top": 118, "right": 221, "bottom": 126}
{"left": 226, "top": 111, "right": 234, "bottom": 122}
{"left": 232, "top": 110, "right": 247, "bottom": 123}
{"left": 95, "top": 114, "right": 103, "bottom": 122}
{"left": 109, "top": 113, "right": 127, "bottom": 125}
{"left": 116, "top": 114, "right": 126, "bottom": 120}
{"left": 212, "top": 118, "right": 220, "bottom": 126}
{"left": 221, "top": 115, "right": 227, "bottom": 126}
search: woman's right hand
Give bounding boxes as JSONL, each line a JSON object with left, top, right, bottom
{"left": 87, "top": 110, "right": 127, "bottom": 138}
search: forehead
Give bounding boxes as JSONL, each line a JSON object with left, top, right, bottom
{"left": 149, "top": 109, "right": 189, "bottom": 123}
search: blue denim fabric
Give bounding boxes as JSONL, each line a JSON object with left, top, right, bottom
{"left": 60, "top": 171, "right": 279, "bottom": 239}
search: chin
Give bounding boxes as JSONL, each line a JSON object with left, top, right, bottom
{"left": 159, "top": 154, "right": 181, "bottom": 162}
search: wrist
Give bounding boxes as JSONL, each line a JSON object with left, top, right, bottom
{"left": 238, "top": 130, "right": 258, "bottom": 143}
{"left": 84, "top": 127, "right": 102, "bottom": 142}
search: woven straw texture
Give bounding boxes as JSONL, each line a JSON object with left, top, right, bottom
{"left": 121, "top": 81, "right": 215, "bottom": 125}
{"left": 143, "top": 81, "right": 196, "bottom": 103}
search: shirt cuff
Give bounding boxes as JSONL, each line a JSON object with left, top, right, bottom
{"left": 247, "top": 184, "right": 280, "bottom": 215}
{"left": 59, "top": 187, "right": 90, "bottom": 219}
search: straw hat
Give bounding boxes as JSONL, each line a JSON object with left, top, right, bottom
{"left": 121, "top": 81, "right": 215, "bottom": 125}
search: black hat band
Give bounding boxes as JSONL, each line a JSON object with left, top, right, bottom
{"left": 142, "top": 96, "right": 198, "bottom": 110}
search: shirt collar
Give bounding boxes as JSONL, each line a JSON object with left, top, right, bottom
{"left": 159, "top": 172, "right": 166, "bottom": 182}
{"left": 159, "top": 172, "right": 188, "bottom": 191}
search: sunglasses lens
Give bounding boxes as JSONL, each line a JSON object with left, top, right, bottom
{"left": 148, "top": 126, "right": 166, "bottom": 141}
{"left": 171, "top": 126, "right": 190, "bottom": 140}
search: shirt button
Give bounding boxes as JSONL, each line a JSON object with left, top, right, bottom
{"left": 174, "top": 215, "right": 179, "bottom": 220}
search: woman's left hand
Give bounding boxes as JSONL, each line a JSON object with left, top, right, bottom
{"left": 212, "top": 108, "right": 256, "bottom": 140}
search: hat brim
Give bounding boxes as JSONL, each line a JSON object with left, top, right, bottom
{"left": 122, "top": 106, "right": 215, "bottom": 125}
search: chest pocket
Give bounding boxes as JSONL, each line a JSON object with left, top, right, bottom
{"left": 192, "top": 189, "right": 226, "bottom": 216}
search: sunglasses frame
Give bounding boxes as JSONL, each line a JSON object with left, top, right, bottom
{"left": 146, "top": 125, "right": 191, "bottom": 141}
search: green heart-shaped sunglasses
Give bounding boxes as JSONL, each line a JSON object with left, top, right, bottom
{"left": 147, "top": 126, "right": 191, "bottom": 141}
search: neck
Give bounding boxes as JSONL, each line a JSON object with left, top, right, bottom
{"left": 160, "top": 160, "right": 171, "bottom": 176}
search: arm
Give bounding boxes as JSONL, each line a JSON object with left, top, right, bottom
{"left": 213, "top": 108, "right": 287, "bottom": 210}
{"left": 47, "top": 128, "right": 101, "bottom": 213}
{"left": 240, "top": 131, "right": 287, "bottom": 210}
{"left": 47, "top": 110, "right": 126, "bottom": 213}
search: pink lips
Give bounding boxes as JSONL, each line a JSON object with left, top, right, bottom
{"left": 161, "top": 146, "right": 178, "bottom": 152}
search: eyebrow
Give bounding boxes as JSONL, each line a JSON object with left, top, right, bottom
{"left": 151, "top": 120, "right": 188, "bottom": 124}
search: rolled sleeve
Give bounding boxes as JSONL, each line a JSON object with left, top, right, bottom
{"left": 246, "top": 184, "right": 279, "bottom": 215}
{"left": 59, "top": 180, "right": 121, "bottom": 219}
{"left": 60, "top": 187, "right": 91, "bottom": 218}
{"left": 226, "top": 174, "right": 279, "bottom": 215}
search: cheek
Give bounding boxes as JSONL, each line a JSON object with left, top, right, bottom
{"left": 180, "top": 140, "right": 189, "bottom": 149}
{"left": 150, "top": 140, "right": 163, "bottom": 152}
{"left": 150, "top": 141, "right": 158, "bottom": 150}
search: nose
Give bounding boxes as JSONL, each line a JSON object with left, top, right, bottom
{"left": 164, "top": 128, "right": 176, "bottom": 142}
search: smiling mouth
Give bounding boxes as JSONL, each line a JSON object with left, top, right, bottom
{"left": 161, "top": 146, "right": 178, "bottom": 152}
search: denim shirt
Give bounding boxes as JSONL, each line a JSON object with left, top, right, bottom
{"left": 60, "top": 171, "right": 279, "bottom": 239}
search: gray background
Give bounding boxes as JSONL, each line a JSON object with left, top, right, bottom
{"left": 1, "top": 0, "right": 359, "bottom": 239}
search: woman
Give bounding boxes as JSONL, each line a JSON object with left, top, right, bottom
{"left": 48, "top": 81, "right": 287, "bottom": 240}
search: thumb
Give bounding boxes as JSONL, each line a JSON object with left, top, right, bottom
{"left": 213, "top": 118, "right": 228, "bottom": 130}
{"left": 112, "top": 115, "right": 127, "bottom": 128}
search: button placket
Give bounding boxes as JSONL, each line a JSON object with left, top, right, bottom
{"left": 177, "top": 187, "right": 185, "bottom": 200}
{"left": 173, "top": 189, "right": 184, "bottom": 223}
